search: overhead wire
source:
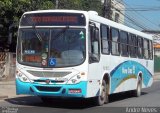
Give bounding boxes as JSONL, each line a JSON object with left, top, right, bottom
{"left": 121, "top": 0, "right": 159, "bottom": 30}
{"left": 112, "top": 6, "right": 149, "bottom": 30}
{"left": 112, "top": 7, "right": 160, "bottom": 11}
{"left": 121, "top": 1, "right": 160, "bottom": 39}
{"left": 112, "top": 7, "right": 144, "bottom": 30}
{"left": 111, "top": 1, "right": 154, "bottom": 30}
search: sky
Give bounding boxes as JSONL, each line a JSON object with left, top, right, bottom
{"left": 122, "top": 0, "right": 160, "bottom": 31}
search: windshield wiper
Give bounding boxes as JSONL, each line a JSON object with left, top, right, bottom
{"left": 52, "top": 26, "right": 69, "bottom": 40}
{"left": 33, "top": 26, "right": 42, "bottom": 42}
{"left": 24, "top": 16, "right": 43, "bottom": 42}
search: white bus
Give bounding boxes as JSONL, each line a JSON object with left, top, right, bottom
{"left": 16, "top": 10, "right": 153, "bottom": 106}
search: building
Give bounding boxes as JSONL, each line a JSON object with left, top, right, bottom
{"left": 102, "top": 0, "right": 125, "bottom": 24}
{"left": 111, "top": 0, "right": 125, "bottom": 23}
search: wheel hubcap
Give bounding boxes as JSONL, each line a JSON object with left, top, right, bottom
{"left": 100, "top": 83, "right": 106, "bottom": 101}
{"left": 137, "top": 80, "right": 141, "bottom": 96}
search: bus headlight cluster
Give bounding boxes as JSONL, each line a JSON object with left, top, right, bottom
{"left": 17, "top": 72, "right": 30, "bottom": 83}
{"left": 67, "top": 75, "right": 81, "bottom": 84}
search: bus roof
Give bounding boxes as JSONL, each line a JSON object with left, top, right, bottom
{"left": 23, "top": 9, "right": 87, "bottom": 15}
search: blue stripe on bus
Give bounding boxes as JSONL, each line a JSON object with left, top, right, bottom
{"left": 110, "top": 60, "right": 153, "bottom": 93}
{"left": 16, "top": 79, "right": 87, "bottom": 98}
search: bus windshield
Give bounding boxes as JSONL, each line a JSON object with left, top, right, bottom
{"left": 17, "top": 28, "right": 86, "bottom": 67}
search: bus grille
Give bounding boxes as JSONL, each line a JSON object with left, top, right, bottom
{"left": 27, "top": 71, "right": 71, "bottom": 78}
{"left": 36, "top": 86, "right": 61, "bottom": 92}
{"left": 34, "top": 80, "right": 64, "bottom": 83}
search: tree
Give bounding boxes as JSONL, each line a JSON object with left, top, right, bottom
{"left": 58, "top": 0, "right": 103, "bottom": 15}
{"left": 0, "top": 0, "right": 55, "bottom": 52}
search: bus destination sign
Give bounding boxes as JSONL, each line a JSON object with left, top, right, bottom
{"left": 20, "top": 13, "right": 86, "bottom": 26}
{"left": 31, "top": 16, "right": 78, "bottom": 23}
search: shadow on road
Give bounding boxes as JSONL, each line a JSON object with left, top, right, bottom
{"left": 4, "top": 96, "right": 96, "bottom": 109}
{"left": 4, "top": 91, "right": 148, "bottom": 109}
{"left": 109, "top": 91, "right": 147, "bottom": 103}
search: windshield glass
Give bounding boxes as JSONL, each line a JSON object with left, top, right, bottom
{"left": 17, "top": 28, "right": 86, "bottom": 67}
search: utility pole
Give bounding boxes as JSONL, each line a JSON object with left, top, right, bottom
{"left": 103, "top": 0, "right": 112, "bottom": 20}
{"left": 55, "top": 0, "right": 59, "bottom": 9}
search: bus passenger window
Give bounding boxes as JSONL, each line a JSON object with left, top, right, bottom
{"left": 89, "top": 23, "right": 100, "bottom": 63}
{"left": 149, "top": 40, "right": 153, "bottom": 60}
{"left": 101, "top": 25, "right": 110, "bottom": 54}
{"left": 129, "top": 34, "right": 137, "bottom": 58}
{"left": 137, "top": 37, "right": 143, "bottom": 58}
{"left": 120, "top": 31, "right": 128, "bottom": 57}
{"left": 144, "top": 39, "right": 149, "bottom": 59}
{"left": 111, "top": 28, "right": 119, "bottom": 55}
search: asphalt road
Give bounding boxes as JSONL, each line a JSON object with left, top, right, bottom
{"left": 0, "top": 81, "right": 160, "bottom": 113}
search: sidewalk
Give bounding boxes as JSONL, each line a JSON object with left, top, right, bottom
{"left": 0, "top": 80, "right": 16, "bottom": 100}
{"left": 0, "top": 74, "right": 160, "bottom": 100}
{"left": 154, "top": 73, "right": 160, "bottom": 80}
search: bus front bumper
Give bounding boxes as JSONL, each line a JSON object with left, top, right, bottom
{"left": 16, "top": 79, "right": 87, "bottom": 98}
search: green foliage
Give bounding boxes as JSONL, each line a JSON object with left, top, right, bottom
{"left": 0, "top": 0, "right": 103, "bottom": 27}
{"left": 0, "top": 0, "right": 55, "bottom": 24}
{"left": 0, "top": 0, "right": 55, "bottom": 51}
{"left": 58, "top": 0, "right": 103, "bottom": 15}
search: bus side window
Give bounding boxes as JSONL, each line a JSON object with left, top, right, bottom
{"left": 149, "top": 40, "right": 153, "bottom": 60}
{"left": 101, "top": 24, "right": 110, "bottom": 54}
{"left": 89, "top": 23, "right": 100, "bottom": 63}
{"left": 137, "top": 36, "right": 143, "bottom": 58}
{"left": 111, "top": 28, "right": 120, "bottom": 55}
{"left": 144, "top": 38, "right": 150, "bottom": 59}
{"left": 129, "top": 34, "right": 137, "bottom": 58}
{"left": 120, "top": 31, "right": 128, "bottom": 57}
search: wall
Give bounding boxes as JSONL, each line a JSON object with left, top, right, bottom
{"left": 0, "top": 52, "right": 16, "bottom": 81}
{"left": 154, "top": 56, "right": 160, "bottom": 72}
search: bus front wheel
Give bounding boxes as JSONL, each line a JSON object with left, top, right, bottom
{"left": 95, "top": 80, "right": 109, "bottom": 106}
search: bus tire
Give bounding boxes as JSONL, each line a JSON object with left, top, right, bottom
{"left": 134, "top": 76, "right": 142, "bottom": 97}
{"left": 95, "top": 80, "right": 109, "bottom": 106}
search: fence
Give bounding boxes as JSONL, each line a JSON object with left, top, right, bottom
{"left": 154, "top": 56, "right": 160, "bottom": 72}
{"left": 0, "top": 52, "right": 16, "bottom": 81}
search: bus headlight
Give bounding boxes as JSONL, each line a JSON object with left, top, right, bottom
{"left": 67, "top": 75, "right": 81, "bottom": 84}
{"left": 71, "top": 79, "right": 77, "bottom": 84}
{"left": 17, "top": 72, "right": 30, "bottom": 83}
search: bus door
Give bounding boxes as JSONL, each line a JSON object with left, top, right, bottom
{"left": 87, "top": 22, "right": 101, "bottom": 97}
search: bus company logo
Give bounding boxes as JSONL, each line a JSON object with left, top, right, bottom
{"left": 45, "top": 79, "right": 50, "bottom": 84}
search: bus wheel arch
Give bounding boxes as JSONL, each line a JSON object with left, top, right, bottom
{"left": 103, "top": 74, "right": 110, "bottom": 86}
{"left": 95, "top": 73, "right": 110, "bottom": 106}
{"left": 138, "top": 72, "right": 143, "bottom": 82}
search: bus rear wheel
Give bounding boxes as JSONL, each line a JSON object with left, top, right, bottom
{"left": 134, "top": 76, "right": 142, "bottom": 97}
{"left": 95, "top": 80, "right": 109, "bottom": 106}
